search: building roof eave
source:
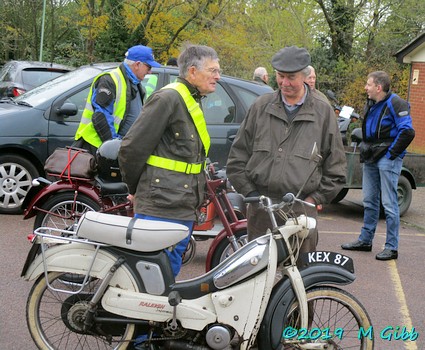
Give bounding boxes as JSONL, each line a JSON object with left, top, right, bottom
{"left": 394, "top": 32, "right": 425, "bottom": 64}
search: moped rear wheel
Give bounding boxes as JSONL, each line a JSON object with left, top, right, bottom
{"left": 33, "top": 192, "right": 101, "bottom": 231}
{"left": 210, "top": 229, "right": 248, "bottom": 269}
{"left": 26, "top": 272, "right": 136, "bottom": 350}
{"left": 32, "top": 194, "right": 101, "bottom": 284}
{"left": 259, "top": 286, "right": 374, "bottom": 349}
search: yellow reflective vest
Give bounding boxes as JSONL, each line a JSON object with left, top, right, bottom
{"left": 74, "top": 67, "right": 127, "bottom": 148}
{"left": 146, "top": 82, "right": 210, "bottom": 174}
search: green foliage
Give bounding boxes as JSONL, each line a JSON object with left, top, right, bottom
{"left": 0, "top": 0, "right": 423, "bottom": 107}
{"left": 95, "top": 0, "right": 131, "bottom": 61}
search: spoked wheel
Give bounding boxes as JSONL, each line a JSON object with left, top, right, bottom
{"left": 259, "top": 286, "right": 374, "bottom": 349}
{"left": 34, "top": 192, "right": 101, "bottom": 231}
{"left": 32, "top": 193, "right": 102, "bottom": 284}
{"left": 209, "top": 229, "right": 248, "bottom": 269}
{"left": 26, "top": 272, "right": 136, "bottom": 349}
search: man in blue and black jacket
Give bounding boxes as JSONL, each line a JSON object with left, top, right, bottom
{"left": 74, "top": 45, "right": 160, "bottom": 155}
{"left": 342, "top": 71, "right": 415, "bottom": 260}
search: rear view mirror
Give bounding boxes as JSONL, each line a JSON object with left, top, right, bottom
{"left": 310, "top": 142, "right": 323, "bottom": 163}
{"left": 296, "top": 143, "right": 322, "bottom": 198}
{"left": 326, "top": 90, "right": 337, "bottom": 103}
{"left": 351, "top": 128, "right": 363, "bottom": 144}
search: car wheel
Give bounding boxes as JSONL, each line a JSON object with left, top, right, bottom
{"left": 379, "top": 174, "right": 412, "bottom": 218}
{"left": 397, "top": 175, "right": 412, "bottom": 217}
{"left": 0, "top": 154, "right": 39, "bottom": 214}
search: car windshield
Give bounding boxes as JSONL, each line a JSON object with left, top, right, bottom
{"left": 13, "top": 66, "right": 103, "bottom": 107}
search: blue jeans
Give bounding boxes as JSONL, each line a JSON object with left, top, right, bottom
{"left": 134, "top": 214, "right": 193, "bottom": 277}
{"left": 359, "top": 156, "right": 403, "bottom": 250}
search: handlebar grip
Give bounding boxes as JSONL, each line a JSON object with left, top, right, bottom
{"left": 282, "top": 193, "right": 295, "bottom": 203}
{"left": 243, "top": 196, "right": 261, "bottom": 203}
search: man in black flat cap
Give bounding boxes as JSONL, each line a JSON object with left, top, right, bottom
{"left": 226, "top": 46, "right": 346, "bottom": 264}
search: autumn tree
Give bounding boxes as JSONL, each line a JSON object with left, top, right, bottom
{"left": 76, "top": 0, "right": 109, "bottom": 62}
{"left": 0, "top": 0, "right": 46, "bottom": 60}
{"left": 0, "top": 0, "right": 424, "bottom": 110}
{"left": 95, "top": 0, "right": 131, "bottom": 61}
{"left": 122, "top": 0, "right": 221, "bottom": 63}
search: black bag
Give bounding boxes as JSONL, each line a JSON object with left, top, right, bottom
{"left": 44, "top": 147, "right": 97, "bottom": 179}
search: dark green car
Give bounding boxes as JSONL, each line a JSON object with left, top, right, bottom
{"left": 0, "top": 64, "right": 272, "bottom": 213}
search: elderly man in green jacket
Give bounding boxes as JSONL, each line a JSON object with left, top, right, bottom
{"left": 226, "top": 46, "right": 346, "bottom": 264}
{"left": 119, "top": 45, "right": 220, "bottom": 277}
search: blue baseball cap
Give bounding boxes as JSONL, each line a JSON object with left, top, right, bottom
{"left": 125, "top": 45, "right": 161, "bottom": 68}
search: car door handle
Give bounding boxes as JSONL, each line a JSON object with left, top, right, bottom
{"left": 228, "top": 135, "right": 236, "bottom": 142}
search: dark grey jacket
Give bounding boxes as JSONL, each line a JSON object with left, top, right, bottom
{"left": 226, "top": 87, "right": 346, "bottom": 205}
{"left": 118, "top": 78, "right": 207, "bottom": 221}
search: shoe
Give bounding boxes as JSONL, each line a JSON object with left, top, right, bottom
{"left": 376, "top": 249, "right": 398, "bottom": 260}
{"left": 341, "top": 240, "right": 372, "bottom": 251}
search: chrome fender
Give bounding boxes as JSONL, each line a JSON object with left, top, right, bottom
{"left": 258, "top": 264, "right": 356, "bottom": 348}
{"left": 23, "top": 243, "right": 139, "bottom": 291}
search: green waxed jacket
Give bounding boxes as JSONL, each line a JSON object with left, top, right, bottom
{"left": 226, "top": 87, "right": 347, "bottom": 205}
{"left": 118, "top": 78, "right": 207, "bottom": 221}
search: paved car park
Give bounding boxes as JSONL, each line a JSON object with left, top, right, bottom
{"left": 1, "top": 187, "right": 424, "bottom": 349}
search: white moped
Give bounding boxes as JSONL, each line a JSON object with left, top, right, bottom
{"left": 22, "top": 189, "right": 373, "bottom": 349}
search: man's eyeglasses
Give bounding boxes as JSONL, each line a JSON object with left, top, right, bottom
{"left": 205, "top": 67, "right": 222, "bottom": 76}
{"left": 143, "top": 62, "right": 152, "bottom": 70}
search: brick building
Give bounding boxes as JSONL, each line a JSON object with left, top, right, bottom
{"left": 395, "top": 32, "right": 425, "bottom": 153}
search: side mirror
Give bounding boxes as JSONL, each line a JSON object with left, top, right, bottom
{"left": 351, "top": 128, "right": 363, "bottom": 144}
{"left": 57, "top": 102, "right": 78, "bottom": 117}
{"left": 326, "top": 90, "right": 337, "bottom": 103}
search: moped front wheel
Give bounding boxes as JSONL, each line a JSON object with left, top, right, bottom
{"left": 33, "top": 192, "right": 101, "bottom": 231}
{"left": 26, "top": 271, "right": 136, "bottom": 350}
{"left": 258, "top": 286, "right": 374, "bottom": 349}
{"left": 210, "top": 229, "right": 248, "bottom": 269}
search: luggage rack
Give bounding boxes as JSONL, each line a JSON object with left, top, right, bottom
{"left": 34, "top": 227, "right": 109, "bottom": 294}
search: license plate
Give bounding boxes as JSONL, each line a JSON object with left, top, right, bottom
{"left": 300, "top": 251, "right": 354, "bottom": 273}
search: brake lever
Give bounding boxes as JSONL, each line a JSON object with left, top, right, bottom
{"left": 282, "top": 193, "right": 316, "bottom": 208}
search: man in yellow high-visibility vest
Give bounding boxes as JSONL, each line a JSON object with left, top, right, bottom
{"left": 119, "top": 45, "right": 221, "bottom": 277}
{"left": 74, "top": 45, "right": 160, "bottom": 155}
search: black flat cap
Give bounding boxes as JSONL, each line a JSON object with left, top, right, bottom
{"left": 271, "top": 46, "right": 311, "bottom": 73}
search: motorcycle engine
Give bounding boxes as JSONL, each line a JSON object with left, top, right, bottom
{"left": 205, "top": 325, "right": 233, "bottom": 349}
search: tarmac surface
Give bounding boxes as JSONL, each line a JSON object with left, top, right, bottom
{"left": 1, "top": 187, "right": 424, "bottom": 349}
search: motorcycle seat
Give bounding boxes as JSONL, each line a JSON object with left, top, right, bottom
{"left": 96, "top": 179, "right": 129, "bottom": 197}
{"left": 76, "top": 211, "right": 189, "bottom": 252}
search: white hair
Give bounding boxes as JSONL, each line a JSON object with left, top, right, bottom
{"left": 124, "top": 58, "right": 136, "bottom": 66}
{"left": 253, "top": 67, "right": 268, "bottom": 79}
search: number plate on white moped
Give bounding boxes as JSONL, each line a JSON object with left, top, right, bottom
{"left": 300, "top": 251, "right": 354, "bottom": 273}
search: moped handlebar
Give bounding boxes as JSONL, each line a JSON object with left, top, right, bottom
{"left": 243, "top": 193, "right": 316, "bottom": 209}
